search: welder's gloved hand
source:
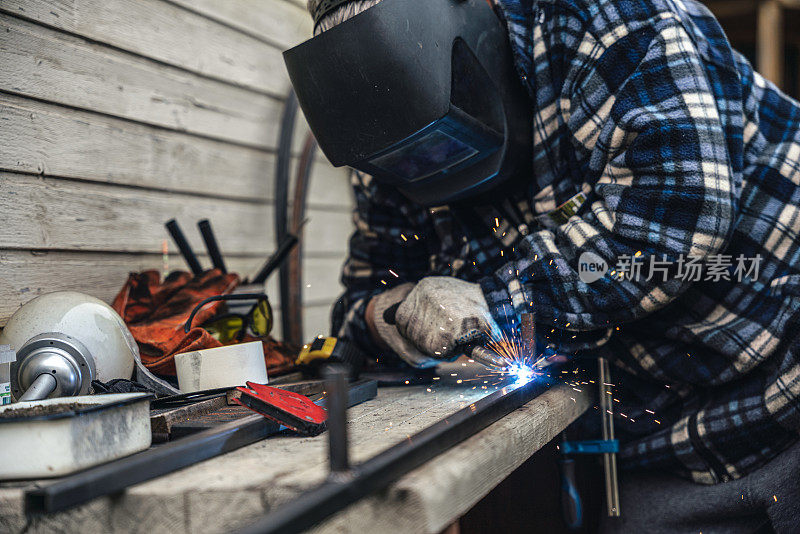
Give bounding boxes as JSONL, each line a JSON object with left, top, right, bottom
{"left": 395, "top": 276, "right": 502, "bottom": 360}
{"left": 369, "top": 283, "right": 440, "bottom": 368}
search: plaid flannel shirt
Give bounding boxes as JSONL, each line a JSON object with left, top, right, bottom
{"left": 331, "top": 0, "right": 800, "bottom": 483}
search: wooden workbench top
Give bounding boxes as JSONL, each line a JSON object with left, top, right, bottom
{"left": 0, "top": 365, "right": 590, "bottom": 534}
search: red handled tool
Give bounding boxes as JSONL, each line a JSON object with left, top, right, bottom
{"left": 233, "top": 381, "right": 328, "bottom": 436}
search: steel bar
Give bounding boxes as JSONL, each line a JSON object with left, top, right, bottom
{"left": 324, "top": 367, "right": 350, "bottom": 474}
{"left": 598, "top": 358, "right": 620, "bottom": 517}
{"left": 25, "top": 380, "right": 377, "bottom": 515}
{"left": 198, "top": 219, "right": 227, "bottom": 273}
{"left": 237, "top": 377, "right": 551, "bottom": 534}
{"left": 165, "top": 219, "right": 203, "bottom": 275}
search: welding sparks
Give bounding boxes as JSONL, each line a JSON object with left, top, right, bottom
{"left": 507, "top": 362, "right": 536, "bottom": 383}
{"left": 482, "top": 330, "right": 546, "bottom": 386}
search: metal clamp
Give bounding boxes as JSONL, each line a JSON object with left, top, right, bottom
{"left": 561, "top": 439, "right": 619, "bottom": 455}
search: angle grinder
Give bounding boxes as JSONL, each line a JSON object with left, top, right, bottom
{"left": 0, "top": 292, "right": 137, "bottom": 401}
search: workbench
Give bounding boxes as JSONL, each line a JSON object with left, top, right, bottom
{"left": 0, "top": 366, "right": 590, "bottom": 534}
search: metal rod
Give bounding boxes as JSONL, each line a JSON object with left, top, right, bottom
{"left": 236, "top": 377, "right": 550, "bottom": 534}
{"left": 165, "top": 219, "right": 203, "bottom": 276}
{"left": 324, "top": 367, "right": 350, "bottom": 474}
{"left": 598, "top": 357, "right": 620, "bottom": 517}
{"left": 251, "top": 234, "right": 299, "bottom": 285}
{"left": 18, "top": 373, "right": 57, "bottom": 401}
{"left": 197, "top": 219, "right": 227, "bottom": 274}
{"left": 25, "top": 380, "right": 377, "bottom": 514}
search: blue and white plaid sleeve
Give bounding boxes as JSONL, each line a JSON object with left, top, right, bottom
{"left": 331, "top": 173, "right": 430, "bottom": 357}
{"left": 481, "top": 15, "right": 736, "bottom": 342}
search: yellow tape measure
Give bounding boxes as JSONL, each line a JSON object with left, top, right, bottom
{"left": 296, "top": 337, "right": 340, "bottom": 366}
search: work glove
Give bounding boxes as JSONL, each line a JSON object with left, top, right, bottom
{"left": 394, "top": 277, "right": 503, "bottom": 360}
{"left": 369, "top": 283, "right": 439, "bottom": 368}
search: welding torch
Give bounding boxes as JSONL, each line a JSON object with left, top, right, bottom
{"left": 468, "top": 345, "right": 509, "bottom": 370}
{"left": 381, "top": 304, "right": 509, "bottom": 371}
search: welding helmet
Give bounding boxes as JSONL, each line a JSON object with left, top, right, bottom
{"left": 284, "top": 0, "right": 532, "bottom": 206}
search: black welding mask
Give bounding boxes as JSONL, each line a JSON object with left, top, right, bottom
{"left": 283, "top": 0, "right": 532, "bottom": 206}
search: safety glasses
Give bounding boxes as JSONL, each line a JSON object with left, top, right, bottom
{"left": 184, "top": 293, "right": 273, "bottom": 343}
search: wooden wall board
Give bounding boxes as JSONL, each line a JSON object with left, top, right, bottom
{"left": 0, "top": 172, "right": 352, "bottom": 255}
{"left": 1, "top": 0, "right": 290, "bottom": 95}
{"left": 0, "top": 249, "right": 345, "bottom": 323}
{"left": 0, "top": 0, "right": 355, "bottom": 339}
{"left": 0, "top": 15, "right": 284, "bottom": 149}
{"left": 300, "top": 303, "right": 337, "bottom": 338}
{"left": 0, "top": 95, "right": 275, "bottom": 200}
{"left": 167, "top": 0, "right": 312, "bottom": 49}
{"left": 0, "top": 96, "right": 352, "bottom": 208}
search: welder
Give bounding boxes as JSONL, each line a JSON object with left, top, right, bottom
{"left": 286, "top": 0, "right": 800, "bottom": 531}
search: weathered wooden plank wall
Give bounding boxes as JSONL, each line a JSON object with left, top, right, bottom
{"left": 0, "top": 0, "right": 353, "bottom": 340}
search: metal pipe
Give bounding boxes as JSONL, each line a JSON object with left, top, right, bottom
{"left": 236, "top": 376, "right": 550, "bottom": 534}
{"left": 198, "top": 219, "right": 227, "bottom": 273}
{"left": 324, "top": 367, "right": 350, "bottom": 474}
{"left": 165, "top": 219, "right": 203, "bottom": 276}
{"left": 18, "top": 373, "right": 57, "bottom": 401}
{"left": 598, "top": 357, "right": 620, "bottom": 517}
